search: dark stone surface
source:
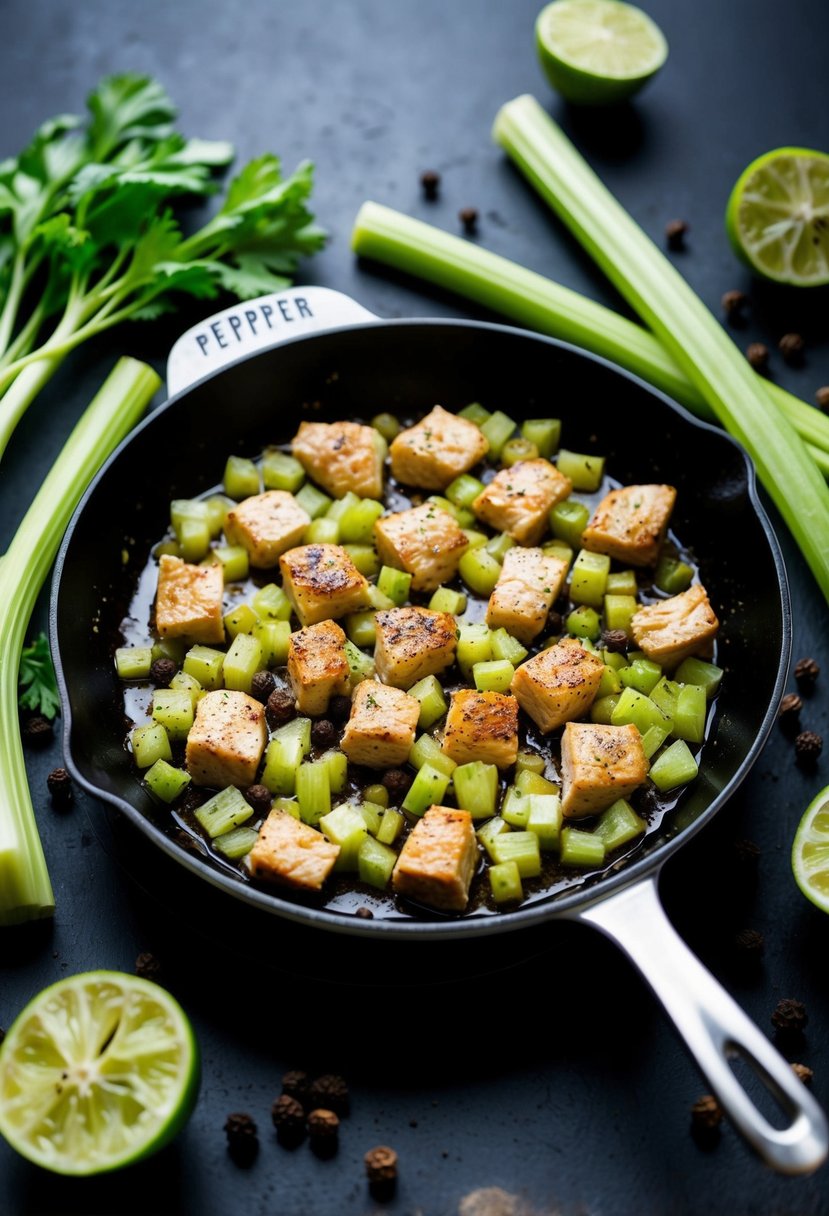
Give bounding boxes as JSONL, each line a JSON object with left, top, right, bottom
{"left": 1, "top": 2, "right": 828, "bottom": 1213}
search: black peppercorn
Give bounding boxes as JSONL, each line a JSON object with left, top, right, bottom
{"left": 721, "top": 289, "right": 748, "bottom": 322}
{"left": 271, "top": 1094, "right": 306, "bottom": 1145}
{"left": 772, "top": 998, "right": 808, "bottom": 1035}
{"left": 355, "top": 906, "right": 374, "bottom": 919}
{"left": 601, "top": 628, "right": 628, "bottom": 654}
{"left": 149, "top": 657, "right": 177, "bottom": 687}
{"left": 47, "top": 767, "right": 73, "bottom": 809}
{"left": 281, "top": 1069, "right": 310, "bottom": 1103}
{"left": 381, "top": 768, "right": 412, "bottom": 804}
{"left": 794, "top": 657, "right": 820, "bottom": 691}
{"left": 308, "top": 1108, "right": 339, "bottom": 1139}
{"left": 459, "top": 206, "right": 478, "bottom": 234}
{"left": 311, "top": 718, "right": 338, "bottom": 750}
{"left": 795, "top": 730, "right": 822, "bottom": 765}
{"left": 135, "top": 952, "right": 162, "bottom": 981}
{"left": 224, "top": 1112, "right": 259, "bottom": 1164}
{"left": 733, "top": 837, "right": 760, "bottom": 868}
{"left": 420, "top": 170, "right": 440, "bottom": 200}
{"left": 266, "top": 688, "right": 295, "bottom": 729}
{"left": 365, "top": 1144, "right": 398, "bottom": 1189}
{"left": 778, "top": 332, "right": 805, "bottom": 364}
{"left": 690, "top": 1094, "right": 723, "bottom": 1133}
{"left": 329, "top": 694, "right": 352, "bottom": 723}
{"left": 746, "top": 342, "right": 769, "bottom": 371}
{"left": 815, "top": 386, "right": 829, "bottom": 411}
{"left": 734, "top": 928, "right": 764, "bottom": 957}
{"left": 308, "top": 1074, "right": 349, "bottom": 1116}
{"left": 244, "top": 783, "right": 272, "bottom": 815}
{"left": 779, "top": 692, "right": 803, "bottom": 721}
{"left": 792, "top": 1063, "right": 814, "bottom": 1086}
{"left": 665, "top": 219, "right": 688, "bottom": 250}
{"left": 250, "top": 669, "right": 276, "bottom": 703}
{"left": 22, "top": 715, "right": 52, "bottom": 747}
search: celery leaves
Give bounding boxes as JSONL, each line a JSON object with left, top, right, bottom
{"left": 18, "top": 632, "right": 60, "bottom": 719}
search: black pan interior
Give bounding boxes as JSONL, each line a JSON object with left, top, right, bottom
{"left": 52, "top": 320, "right": 790, "bottom": 937}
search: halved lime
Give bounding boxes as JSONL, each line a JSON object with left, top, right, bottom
{"left": 535, "top": 0, "right": 668, "bottom": 106}
{"left": 792, "top": 785, "right": 829, "bottom": 914}
{"left": 725, "top": 148, "right": 829, "bottom": 286}
{"left": 0, "top": 971, "right": 199, "bottom": 1175}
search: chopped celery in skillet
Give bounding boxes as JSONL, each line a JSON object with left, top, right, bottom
{"left": 115, "top": 405, "right": 721, "bottom": 917}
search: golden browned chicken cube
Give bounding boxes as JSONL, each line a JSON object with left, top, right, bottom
{"left": 185, "top": 689, "right": 267, "bottom": 788}
{"left": 224, "top": 490, "right": 310, "bottom": 569}
{"left": 373, "top": 606, "right": 458, "bottom": 689}
{"left": 155, "top": 554, "right": 225, "bottom": 643}
{"left": 292, "top": 420, "right": 385, "bottom": 499}
{"left": 279, "top": 543, "right": 371, "bottom": 626}
{"left": 486, "top": 546, "right": 568, "bottom": 645}
{"left": 472, "top": 459, "right": 572, "bottom": 545}
{"left": 373, "top": 502, "right": 468, "bottom": 592}
{"left": 389, "top": 405, "right": 489, "bottom": 490}
{"left": 392, "top": 806, "right": 479, "bottom": 912}
{"left": 560, "top": 722, "right": 647, "bottom": 819}
{"left": 631, "top": 584, "right": 719, "bottom": 668}
{"left": 582, "top": 484, "right": 677, "bottom": 567}
{"left": 340, "top": 680, "right": 420, "bottom": 768}
{"left": 249, "top": 809, "right": 340, "bottom": 890}
{"left": 287, "top": 620, "right": 351, "bottom": 716}
{"left": 510, "top": 638, "right": 605, "bottom": 733}
{"left": 442, "top": 689, "right": 519, "bottom": 769}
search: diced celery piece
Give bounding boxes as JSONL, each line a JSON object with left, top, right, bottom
{"left": 402, "top": 763, "right": 450, "bottom": 816}
{"left": 253, "top": 619, "right": 291, "bottom": 666}
{"left": 169, "top": 670, "right": 203, "bottom": 708}
{"left": 195, "top": 786, "right": 253, "bottom": 838}
{"left": 326, "top": 490, "right": 361, "bottom": 524}
{"left": 566, "top": 605, "right": 601, "bottom": 640}
{"left": 143, "top": 758, "right": 190, "bottom": 803}
{"left": 252, "top": 583, "right": 291, "bottom": 621}
{"left": 603, "top": 649, "right": 629, "bottom": 671}
{"left": 521, "top": 417, "right": 561, "bottom": 459}
{"left": 377, "top": 807, "right": 404, "bottom": 845}
{"left": 177, "top": 516, "right": 211, "bottom": 563}
{"left": 153, "top": 637, "right": 187, "bottom": 665}
{"left": 604, "top": 594, "right": 638, "bottom": 634}
{"left": 408, "top": 675, "right": 448, "bottom": 729}
{"left": 477, "top": 815, "right": 510, "bottom": 859}
{"left": 428, "top": 586, "right": 467, "bottom": 615}
{"left": 590, "top": 694, "right": 620, "bottom": 724}
{"left": 261, "top": 718, "right": 312, "bottom": 794}
{"left": 457, "top": 621, "right": 492, "bottom": 677}
{"left": 655, "top": 554, "right": 694, "bottom": 594}
{"left": 579, "top": 636, "right": 599, "bottom": 655}
{"left": 596, "top": 665, "right": 622, "bottom": 698}
{"left": 480, "top": 409, "right": 517, "bottom": 457}
{"left": 595, "top": 799, "right": 646, "bottom": 851}
{"left": 455, "top": 506, "right": 477, "bottom": 530}
{"left": 305, "top": 517, "right": 340, "bottom": 545}
{"left": 489, "top": 860, "right": 523, "bottom": 904}
{"left": 619, "top": 657, "right": 662, "bottom": 696}
{"left": 557, "top": 449, "right": 605, "bottom": 491}
{"left": 490, "top": 830, "right": 541, "bottom": 877}
{"left": 357, "top": 800, "right": 384, "bottom": 836}
{"left": 673, "top": 684, "right": 707, "bottom": 744}
{"left": 501, "top": 786, "right": 530, "bottom": 828}
{"left": 153, "top": 539, "right": 181, "bottom": 560}
{"left": 473, "top": 658, "right": 514, "bottom": 693}
{"left": 344, "top": 639, "right": 374, "bottom": 685}
{"left": 560, "top": 827, "right": 606, "bottom": 867}
{"left": 611, "top": 686, "right": 671, "bottom": 735}
{"left": 607, "top": 569, "right": 638, "bottom": 596}
{"left": 542, "top": 538, "right": 573, "bottom": 570}
{"left": 462, "top": 529, "right": 489, "bottom": 550}
{"left": 205, "top": 495, "right": 233, "bottom": 537}
{"left": 377, "top": 564, "right": 412, "bottom": 606}
{"left": 453, "top": 761, "right": 499, "bottom": 819}
{"left": 358, "top": 835, "right": 397, "bottom": 889}
{"left": 649, "top": 739, "right": 699, "bottom": 791}
{"left": 409, "top": 733, "right": 456, "bottom": 777}
{"left": 458, "top": 401, "right": 491, "bottom": 425}
{"left": 675, "top": 657, "right": 723, "bottom": 699}
{"left": 223, "top": 455, "right": 260, "bottom": 500}
{"left": 447, "top": 474, "right": 486, "bottom": 509}
{"left": 214, "top": 825, "right": 260, "bottom": 860}
{"left": 273, "top": 797, "right": 300, "bottom": 818}
{"left": 170, "top": 497, "right": 209, "bottom": 534}
{"left": 489, "top": 629, "right": 528, "bottom": 668}
{"left": 371, "top": 412, "right": 400, "bottom": 441}
{"left": 649, "top": 677, "right": 682, "bottom": 727}
{"left": 340, "top": 498, "right": 385, "bottom": 544}
{"left": 527, "top": 793, "right": 562, "bottom": 850}
{"left": 320, "top": 803, "right": 367, "bottom": 869}
{"left": 570, "top": 549, "right": 610, "bottom": 608}
{"left": 346, "top": 611, "right": 377, "bottom": 649}
{"left": 183, "top": 644, "right": 225, "bottom": 690}
{"left": 366, "top": 583, "right": 396, "bottom": 611}
{"left": 321, "top": 749, "right": 348, "bottom": 794}
{"left": 294, "top": 482, "right": 332, "bottom": 519}
{"left": 501, "top": 436, "right": 539, "bottom": 467}
{"left": 427, "top": 494, "right": 459, "bottom": 520}
{"left": 344, "top": 546, "right": 381, "bottom": 579}
{"left": 115, "top": 646, "right": 153, "bottom": 680}
{"left": 223, "top": 632, "right": 263, "bottom": 693}
{"left": 549, "top": 499, "right": 590, "bottom": 549}
{"left": 262, "top": 448, "right": 305, "bottom": 493}
{"left": 364, "top": 783, "right": 389, "bottom": 808}
{"left": 515, "top": 750, "right": 545, "bottom": 775}
{"left": 485, "top": 532, "right": 515, "bottom": 563}
{"left": 296, "top": 760, "right": 332, "bottom": 825}
{"left": 215, "top": 545, "right": 249, "bottom": 583}
{"left": 641, "top": 723, "right": 670, "bottom": 759}
{"left": 516, "top": 768, "right": 558, "bottom": 795}
{"left": 131, "top": 723, "right": 172, "bottom": 769}
{"left": 152, "top": 689, "right": 194, "bottom": 741}
{"left": 224, "top": 603, "right": 258, "bottom": 639}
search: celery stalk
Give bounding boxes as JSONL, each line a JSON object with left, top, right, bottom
{"left": 350, "top": 202, "right": 829, "bottom": 467}
{"left": 492, "top": 96, "right": 829, "bottom": 600}
{"left": 0, "top": 356, "right": 160, "bottom": 925}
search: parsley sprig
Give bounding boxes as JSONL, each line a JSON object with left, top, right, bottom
{"left": 18, "top": 632, "right": 60, "bottom": 719}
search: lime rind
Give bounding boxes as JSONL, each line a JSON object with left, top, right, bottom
{"left": 0, "top": 971, "right": 199, "bottom": 1176}
{"left": 792, "top": 787, "right": 829, "bottom": 913}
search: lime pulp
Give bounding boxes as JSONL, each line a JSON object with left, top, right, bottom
{"left": 792, "top": 784, "right": 829, "bottom": 914}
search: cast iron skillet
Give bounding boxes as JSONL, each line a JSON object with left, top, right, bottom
{"left": 51, "top": 287, "right": 827, "bottom": 1173}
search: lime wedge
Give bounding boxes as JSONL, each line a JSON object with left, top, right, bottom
{"left": 535, "top": 0, "right": 668, "bottom": 106}
{"left": 0, "top": 971, "right": 199, "bottom": 1175}
{"left": 792, "top": 784, "right": 829, "bottom": 914}
{"left": 725, "top": 148, "right": 829, "bottom": 286}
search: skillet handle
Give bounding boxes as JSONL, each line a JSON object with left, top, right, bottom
{"left": 575, "top": 874, "right": 828, "bottom": 1175}
{"left": 166, "top": 286, "right": 377, "bottom": 395}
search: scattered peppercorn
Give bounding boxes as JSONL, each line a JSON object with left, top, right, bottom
{"left": 46, "top": 767, "right": 73, "bottom": 809}
{"left": 420, "top": 170, "right": 440, "bottom": 200}
{"left": 795, "top": 730, "right": 822, "bottom": 766}
{"left": 266, "top": 688, "right": 295, "bottom": 729}
{"left": 244, "top": 783, "right": 272, "bottom": 816}
{"left": 746, "top": 342, "right": 769, "bottom": 371}
{"left": 382, "top": 768, "right": 412, "bottom": 803}
{"left": 778, "top": 692, "right": 803, "bottom": 734}
{"left": 224, "top": 1112, "right": 259, "bottom": 1164}
{"left": 792, "top": 1063, "right": 814, "bottom": 1087}
{"left": 308, "top": 1074, "right": 350, "bottom": 1116}
{"left": 733, "top": 837, "right": 761, "bottom": 868}
{"left": 134, "top": 951, "right": 162, "bottom": 981}
{"left": 771, "top": 998, "right": 808, "bottom": 1036}
{"left": 281, "top": 1069, "right": 311, "bottom": 1104}
{"left": 665, "top": 219, "right": 688, "bottom": 250}
{"left": 329, "top": 694, "right": 352, "bottom": 723}
{"left": 601, "top": 628, "right": 628, "bottom": 654}
{"left": 794, "top": 656, "right": 820, "bottom": 692}
{"left": 733, "top": 928, "right": 764, "bottom": 957}
{"left": 459, "top": 206, "right": 478, "bottom": 234}
{"left": 22, "top": 715, "right": 52, "bottom": 747}
{"left": 690, "top": 1094, "right": 723, "bottom": 1134}
{"left": 307, "top": 1108, "right": 339, "bottom": 1156}
{"left": 721, "top": 289, "right": 748, "bottom": 322}
{"left": 778, "top": 332, "right": 805, "bottom": 364}
{"left": 311, "top": 718, "right": 338, "bottom": 750}
{"left": 250, "top": 669, "right": 276, "bottom": 703}
{"left": 355, "top": 906, "right": 374, "bottom": 919}
{"left": 815, "top": 386, "right": 829, "bottom": 411}
{"left": 365, "top": 1145, "right": 399, "bottom": 1191}
{"left": 149, "top": 657, "right": 177, "bottom": 687}
{"left": 271, "top": 1094, "right": 306, "bottom": 1145}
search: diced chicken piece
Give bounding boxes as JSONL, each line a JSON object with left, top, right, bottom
{"left": 340, "top": 680, "right": 420, "bottom": 768}
{"left": 224, "top": 490, "right": 310, "bottom": 569}
{"left": 582, "top": 484, "right": 677, "bottom": 567}
{"left": 560, "top": 722, "right": 647, "bottom": 819}
{"left": 287, "top": 620, "right": 351, "bottom": 716}
{"left": 631, "top": 584, "right": 719, "bottom": 669}
{"left": 442, "top": 689, "right": 519, "bottom": 769}
{"left": 486, "top": 546, "right": 568, "bottom": 645}
{"left": 392, "top": 806, "right": 479, "bottom": 912}
{"left": 511, "top": 638, "right": 604, "bottom": 733}
{"left": 472, "top": 459, "right": 572, "bottom": 545}
{"left": 155, "top": 554, "right": 224, "bottom": 643}
{"left": 374, "top": 606, "right": 458, "bottom": 689}
{"left": 279, "top": 543, "right": 371, "bottom": 626}
{"left": 373, "top": 503, "right": 468, "bottom": 592}
{"left": 292, "top": 420, "right": 384, "bottom": 499}
{"left": 185, "top": 689, "right": 267, "bottom": 788}
{"left": 249, "top": 809, "right": 340, "bottom": 890}
{"left": 389, "top": 405, "right": 489, "bottom": 490}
